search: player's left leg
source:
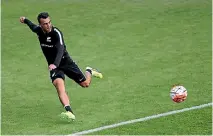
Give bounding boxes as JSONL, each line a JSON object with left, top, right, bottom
{"left": 77, "top": 69, "right": 91, "bottom": 87}
{"left": 79, "top": 67, "right": 103, "bottom": 87}
{"left": 86, "top": 67, "right": 103, "bottom": 78}
{"left": 63, "top": 62, "right": 102, "bottom": 88}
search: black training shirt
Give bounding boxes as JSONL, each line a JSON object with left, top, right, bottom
{"left": 24, "top": 19, "right": 69, "bottom": 67}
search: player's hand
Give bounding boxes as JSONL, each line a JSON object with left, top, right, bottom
{"left": 20, "top": 16, "right": 26, "bottom": 23}
{"left": 48, "top": 64, "right": 57, "bottom": 71}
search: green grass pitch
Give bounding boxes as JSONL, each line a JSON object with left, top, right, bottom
{"left": 2, "top": 0, "right": 212, "bottom": 135}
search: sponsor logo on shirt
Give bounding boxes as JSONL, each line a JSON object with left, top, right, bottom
{"left": 40, "top": 44, "right": 53, "bottom": 48}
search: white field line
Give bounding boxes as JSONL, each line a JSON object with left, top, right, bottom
{"left": 70, "top": 102, "right": 212, "bottom": 135}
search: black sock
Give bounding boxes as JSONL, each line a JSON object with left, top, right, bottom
{"left": 64, "top": 105, "right": 74, "bottom": 114}
{"left": 86, "top": 69, "right": 92, "bottom": 75}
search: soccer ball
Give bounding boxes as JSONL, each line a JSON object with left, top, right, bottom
{"left": 170, "top": 85, "right": 187, "bottom": 103}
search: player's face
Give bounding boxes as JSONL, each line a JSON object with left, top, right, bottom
{"left": 39, "top": 17, "right": 52, "bottom": 33}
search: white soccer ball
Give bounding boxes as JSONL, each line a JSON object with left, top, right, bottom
{"left": 170, "top": 85, "right": 187, "bottom": 103}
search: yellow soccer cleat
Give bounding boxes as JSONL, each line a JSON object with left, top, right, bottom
{"left": 86, "top": 67, "right": 103, "bottom": 78}
{"left": 60, "top": 111, "right": 75, "bottom": 121}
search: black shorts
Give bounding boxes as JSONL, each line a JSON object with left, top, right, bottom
{"left": 50, "top": 57, "right": 86, "bottom": 83}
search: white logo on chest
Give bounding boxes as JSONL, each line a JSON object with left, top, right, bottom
{"left": 47, "top": 37, "right": 51, "bottom": 42}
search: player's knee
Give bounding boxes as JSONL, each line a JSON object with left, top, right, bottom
{"left": 52, "top": 78, "right": 61, "bottom": 86}
{"left": 80, "top": 81, "right": 90, "bottom": 88}
{"left": 82, "top": 84, "right": 90, "bottom": 88}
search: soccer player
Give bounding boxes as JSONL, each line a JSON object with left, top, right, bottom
{"left": 19, "top": 12, "right": 103, "bottom": 120}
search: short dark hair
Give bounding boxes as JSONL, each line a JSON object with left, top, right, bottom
{"left": 37, "top": 12, "right": 49, "bottom": 23}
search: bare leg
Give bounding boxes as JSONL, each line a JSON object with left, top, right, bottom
{"left": 53, "top": 78, "right": 75, "bottom": 119}
{"left": 53, "top": 78, "right": 70, "bottom": 106}
{"left": 79, "top": 71, "right": 92, "bottom": 87}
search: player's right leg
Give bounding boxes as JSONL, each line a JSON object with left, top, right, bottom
{"left": 50, "top": 69, "right": 75, "bottom": 120}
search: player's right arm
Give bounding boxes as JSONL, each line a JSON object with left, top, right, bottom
{"left": 19, "top": 16, "right": 39, "bottom": 33}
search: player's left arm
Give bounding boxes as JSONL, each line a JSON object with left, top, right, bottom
{"left": 53, "top": 28, "right": 65, "bottom": 67}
